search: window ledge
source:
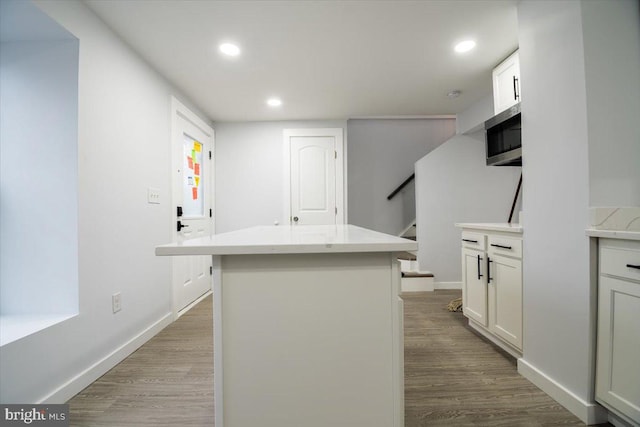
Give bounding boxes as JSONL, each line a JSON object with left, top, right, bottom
{"left": 0, "top": 313, "right": 77, "bottom": 347}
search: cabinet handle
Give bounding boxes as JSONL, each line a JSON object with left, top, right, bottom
{"left": 513, "top": 76, "right": 520, "bottom": 101}
{"left": 487, "top": 257, "right": 493, "bottom": 283}
{"left": 491, "top": 243, "right": 512, "bottom": 250}
{"left": 463, "top": 239, "right": 478, "bottom": 243}
{"left": 627, "top": 264, "right": 640, "bottom": 270}
{"left": 477, "top": 254, "right": 483, "bottom": 280}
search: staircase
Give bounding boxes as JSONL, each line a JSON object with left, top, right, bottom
{"left": 388, "top": 174, "right": 435, "bottom": 292}
{"left": 398, "top": 222, "right": 434, "bottom": 292}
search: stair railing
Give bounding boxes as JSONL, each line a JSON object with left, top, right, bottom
{"left": 386, "top": 173, "right": 415, "bottom": 200}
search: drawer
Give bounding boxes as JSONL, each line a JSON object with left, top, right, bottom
{"left": 600, "top": 241, "right": 640, "bottom": 282}
{"left": 461, "top": 231, "right": 485, "bottom": 251}
{"left": 488, "top": 235, "right": 522, "bottom": 259}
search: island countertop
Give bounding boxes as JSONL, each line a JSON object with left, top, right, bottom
{"left": 155, "top": 224, "right": 418, "bottom": 256}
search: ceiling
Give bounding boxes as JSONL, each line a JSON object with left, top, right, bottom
{"left": 84, "top": 0, "right": 518, "bottom": 122}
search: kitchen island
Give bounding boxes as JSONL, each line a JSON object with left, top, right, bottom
{"left": 156, "top": 225, "right": 417, "bottom": 427}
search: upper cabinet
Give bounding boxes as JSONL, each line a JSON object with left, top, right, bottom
{"left": 492, "top": 50, "right": 521, "bottom": 115}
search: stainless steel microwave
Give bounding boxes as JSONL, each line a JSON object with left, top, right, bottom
{"left": 485, "top": 103, "right": 521, "bottom": 166}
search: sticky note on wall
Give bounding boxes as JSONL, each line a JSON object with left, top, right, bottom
{"left": 194, "top": 141, "right": 202, "bottom": 152}
{"left": 194, "top": 163, "right": 200, "bottom": 175}
{"left": 192, "top": 187, "right": 198, "bottom": 200}
{"left": 188, "top": 156, "right": 193, "bottom": 169}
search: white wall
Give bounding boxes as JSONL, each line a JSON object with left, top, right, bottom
{"left": 347, "top": 118, "right": 456, "bottom": 236}
{"left": 214, "top": 120, "right": 347, "bottom": 233}
{"left": 455, "top": 94, "right": 494, "bottom": 135}
{"left": 517, "top": 0, "right": 639, "bottom": 422}
{"left": 1, "top": 37, "right": 78, "bottom": 316}
{"left": 415, "top": 132, "right": 521, "bottom": 282}
{"left": 0, "top": 0, "right": 210, "bottom": 403}
{"left": 582, "top": 0, "right": 640, "bottom": 206}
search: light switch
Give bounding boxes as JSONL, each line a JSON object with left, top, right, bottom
{"left": 147, "top": 187, "right": 161, "bottom": 204}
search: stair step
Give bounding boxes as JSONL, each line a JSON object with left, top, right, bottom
{"left": 401, "top": 271, "right": 434, "bottom": 278}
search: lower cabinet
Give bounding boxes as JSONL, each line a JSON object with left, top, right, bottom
{"left": 595, "top": 238, "right": 640, "bottom": 425}
{"left": 460, "top": 227, "right": 523, "bottom": 355}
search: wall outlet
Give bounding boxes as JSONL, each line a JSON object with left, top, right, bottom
{"left": 112, "top": 292, "right": 122, "bottom": 313}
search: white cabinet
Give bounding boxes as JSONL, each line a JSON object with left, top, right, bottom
{"left": 459, "top": 226, "right": 523, "bottom": 355}
{"left": 492, "top": 50, "right": 521, "bottom": 115}
{"left": 595, "top": 238, "right": 640, "bottom": 425}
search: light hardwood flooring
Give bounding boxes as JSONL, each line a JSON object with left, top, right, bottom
{"left": 68, "top": 290, "right": 604, "bottom": 426}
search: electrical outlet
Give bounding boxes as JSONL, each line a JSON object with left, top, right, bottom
{"left": 112, "top": 292, "right": 122, "bottom": 313}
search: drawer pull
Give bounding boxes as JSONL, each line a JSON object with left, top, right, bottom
{"left": 626, "top": 264, "right": 640, "bottom": 270}
{"left": 463, "top": 239, "right": 478, "bottom": 243}
{"left": 491, "top": 243, "right": 512, "bottom": 250}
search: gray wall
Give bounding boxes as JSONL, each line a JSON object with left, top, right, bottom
{"left": 518, "top": 0, "right": 640, "bottom": 420}
{"left": 347, "top": 118, "right": 456, "bottom": 236}
{"left": 214, "top": 120, "right": 347, "bottom": 233}
{"left": 415, "top": 132, "right": 521, "bottom": 283}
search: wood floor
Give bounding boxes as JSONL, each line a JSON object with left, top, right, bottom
{"left": 68, "top": 290, "right": 598, "bottom": 426}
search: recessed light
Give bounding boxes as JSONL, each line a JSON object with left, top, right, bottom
{"left": 454, "top": 40, "right": 476, "bottom": 53}
{"left": 447, "top": 90, "right": 462, "bottom": 99}
{"left": 219, "top": 43, "right": 241, "bottom": 57}
{"left": 266, "top": 98, "right": 282, "bottom": 107}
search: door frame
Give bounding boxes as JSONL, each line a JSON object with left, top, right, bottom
{"left": 282, "top": 128, "right": 345, "bottom": 226}
{"left": 170, "top": 96, "right": 215, "bottom": 319}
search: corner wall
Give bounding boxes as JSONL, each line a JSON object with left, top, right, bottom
{"left": 517, "top": 0, "right": 639, "bottom": 422}
{"left": 415, "top": 132, "right": 521, "bottom": 283}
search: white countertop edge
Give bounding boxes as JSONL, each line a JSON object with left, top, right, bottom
{"left": 585, "top": 228, "right": 640, "bottom": 241}
{"left": 155, "top": 225, "right": 418, "bottom": 256}
{"left": 156, "top": 242, "right": 418, "bottom": 256}
{"left": 455, "top": 223, "right": 523, "bottom": 234}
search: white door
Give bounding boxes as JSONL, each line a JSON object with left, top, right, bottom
{"left": 284, "top": 128, "right": 344, "bottom": 225}
{"left": 171, "top": 98, "right": 214, "bottom": 317}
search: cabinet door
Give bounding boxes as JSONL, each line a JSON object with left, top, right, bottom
{"left": 462, "top": 248, "right": 487, "bottom": 326}
{"left": 488, "top": 254, "right": 522, "bottom": 350}
{"left": 596, "top": 275, "right": 640, "bottom": 422}
{"left": 492, "top": 51, "right": 521, "bottom": 115}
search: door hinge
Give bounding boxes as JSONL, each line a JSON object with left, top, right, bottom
{"left": 334, "top": 150, "right": 337, "bottom": 159}
{"left": 335, "top": 207, "right": 338, "bottom": 215}
{"left": 209, "top": 208, "right": 212, "bottom": 218}
{"left": 210, "top": 266, "right": 213, "bottom": 275}
{"left": 209, "top": 151, "right": 212, "bottom": 160}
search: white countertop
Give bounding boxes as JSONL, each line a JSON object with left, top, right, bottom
{"left": 156, "top": 224, "right": 418, "bottom": 256}
{"left": 585, "top": 228, "right": 640, "bottom": 241}
{"left": 455, "top": 222, "right": 523, "bottom": 234}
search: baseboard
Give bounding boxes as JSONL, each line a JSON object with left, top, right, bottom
{"left": 434, "top": 281, "right": 462, "bottom": 290}
{"left": 175, "top": 290, "right": 212, "bottom": 320}
{"left": 40, "top": 312, "right": 173, "bottom": 404}
{"left": 517, "top": 358, "right": 609, "bottom": 425}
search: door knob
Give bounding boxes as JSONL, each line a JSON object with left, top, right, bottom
{"left": 293, "top": 216, "right": 299, "bottom": 223}
{"left": 177, "top": 221, "right": 189, "bottom": 232}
